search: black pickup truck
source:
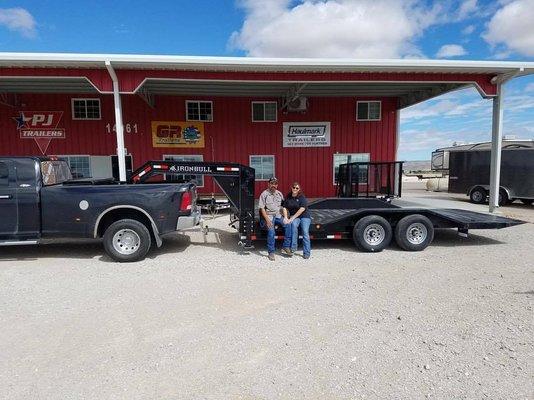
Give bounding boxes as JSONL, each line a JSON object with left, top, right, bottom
{"left": 0, "top": 157, "right": 200, "bottom": 262}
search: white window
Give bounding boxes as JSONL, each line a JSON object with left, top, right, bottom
{"left": 58, "top": 155, "right": 91, "bottom": 178}
{"left": 72, "top": 98, "right": 101, "bottom": 120}
{"left": 186, "top": 101, "right": 213, "bottom": 122}
{"left": 252, "top": 101, "right": 277, "bottom": 122}
{"left": 333, "top": 153, "right": 370, "bottom": 185}
{"left": 356, "top": 101, "right": 381, "bottom": 121}
{"left": 163, "top": 155, "right": 204, "bottom": 187}
{"left": 250, "top": 155, "right": 275, "bottom": 181}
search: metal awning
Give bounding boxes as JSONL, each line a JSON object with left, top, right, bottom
{"left": 138, "top": 79, "right": 465, "bottom": 108}
{"left": 0, "top": 77, "right": 97, "bottom": 93}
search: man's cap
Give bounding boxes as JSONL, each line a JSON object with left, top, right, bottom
{"left": 268, "top": 177, "right": 278, "bottom": 183}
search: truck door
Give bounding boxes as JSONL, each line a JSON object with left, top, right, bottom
{"left": 13, "top": 158, "right": 41, "bottom": 238}
{"left": 0, "top": 160, "right": 17, "bottom": 237}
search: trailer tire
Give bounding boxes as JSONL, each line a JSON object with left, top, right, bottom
{"left": 103, "top": 219, "right": 152, "bottom": 262}
{"left": 395, "top": 214, "right": 434, "bottom": 252}
{"left": 353, "top": 215, "right": 392, "bottom": 252}
{"left": 498, "top": 189, "right": 510, "bottom": 206}
{"left": 469, "top": 187, "right": 487, "bottom": 204}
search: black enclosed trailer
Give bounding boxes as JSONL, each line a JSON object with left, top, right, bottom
{"left": 131, "top": 160, "right": 524, "bottom": 253}
{"left": 447, "top": 148, "right": 534, "bottom": 205}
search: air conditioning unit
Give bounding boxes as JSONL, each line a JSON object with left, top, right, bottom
{"left": 287, "top": 96, "right": 308, "bottom": 112}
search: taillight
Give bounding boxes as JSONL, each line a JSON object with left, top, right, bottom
{"left": 180, "top": 191, "right": 192, "bottom": 211}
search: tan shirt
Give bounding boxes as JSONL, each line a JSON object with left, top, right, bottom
{"left": 258, "top": 189, "right": 284, "bottom": 218}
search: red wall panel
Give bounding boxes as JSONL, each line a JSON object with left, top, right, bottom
{"left": 0, "top": 93, "right": 397, "bottom": 197}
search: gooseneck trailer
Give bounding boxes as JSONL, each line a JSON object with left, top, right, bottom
{"left": 131, "top": 160, "right": 524, "bottom": 253}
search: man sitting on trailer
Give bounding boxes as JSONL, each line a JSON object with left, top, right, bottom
{"left": 258, "top": 177, "right": 292, "bottom": 261}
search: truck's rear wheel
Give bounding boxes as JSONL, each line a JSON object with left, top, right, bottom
{"left": 470, "top": 187, "right": 487, "bottom": 204}
{"left": 103, "top": 219, "right": 152, "bottom": 262}
{"left": 395, "top": 214, "right": 434, "bottom": 251}
{"left": 353, "top": 215, "right": 392, "bottom": 252}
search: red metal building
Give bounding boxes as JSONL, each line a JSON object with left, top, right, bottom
{"left": 1, "top": 54, "right": 532, "bottom": 199}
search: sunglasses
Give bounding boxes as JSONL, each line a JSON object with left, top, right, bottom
{"left": 292, "top": 186, "right": 300, "bottom": 190}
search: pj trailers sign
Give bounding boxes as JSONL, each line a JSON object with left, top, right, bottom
{"left": 282, "top": 122, "right": 330, "bottom": 147}
{"left": 13, "top": 111, "right": 66, "bottom": 154}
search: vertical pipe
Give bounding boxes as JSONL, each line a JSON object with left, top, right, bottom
{"left": 488, "top": 82, "right": 504, "bottom": 213}
{"left": 105, "top": 61, "right": 126, "bottom": 182}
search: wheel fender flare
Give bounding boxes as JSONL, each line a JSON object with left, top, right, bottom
{"left": 93, "top": 205, "right": 162, "bottom": 247}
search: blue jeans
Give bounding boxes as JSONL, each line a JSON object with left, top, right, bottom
{"left": 291, "top": 217, "right": 311, "bottom": 257}
{"left": 261, "top": 216, "right": 292, "bottom": 254}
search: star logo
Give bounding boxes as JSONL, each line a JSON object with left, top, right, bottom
{"left": 12, "top": 112, "right": 31, "bottom": 130}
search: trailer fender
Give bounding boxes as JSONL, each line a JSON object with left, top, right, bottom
{"left": 468, "top": 185, "right": 514, "bottom": 201}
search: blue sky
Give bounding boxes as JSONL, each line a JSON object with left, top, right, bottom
{"left": 1, "top": 0, "right": 533, "bottom": 160}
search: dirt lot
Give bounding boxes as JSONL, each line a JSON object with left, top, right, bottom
{"left": 1, "top": 184, "right": 533, "bottom": 399}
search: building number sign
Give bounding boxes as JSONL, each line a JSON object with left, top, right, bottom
{"left": 106, "top": 123, "right": 140, "bottom": 134}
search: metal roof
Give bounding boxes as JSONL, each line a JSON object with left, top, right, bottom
{"left": 1, "top": 53, "right": 533, "bottom": 109}
{"left": 1, "top": 52, "right": 534, "bottom": 75}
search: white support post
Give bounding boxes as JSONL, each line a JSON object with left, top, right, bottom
{"left": 105, "top": 61, "right": 126, "bottom": 182}
{"left": 488, "top": 82, "right": 504, "bottom": 213}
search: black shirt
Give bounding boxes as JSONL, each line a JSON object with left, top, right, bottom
{"left": 283, "top": 193, "right": 311, "bottom": 218}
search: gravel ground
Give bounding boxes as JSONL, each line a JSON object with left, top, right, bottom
{"left": 1, "top": 186, "right": 533, "bottom": 399}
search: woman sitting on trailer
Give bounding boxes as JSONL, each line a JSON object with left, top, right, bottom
{"left": 283, "top": 182, "right": 312, "bottom": 259}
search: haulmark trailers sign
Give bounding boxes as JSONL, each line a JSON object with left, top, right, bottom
{"left": 282, "top": 122, "right": 331, "bottom": 147}
{"left": 13, "top": 111, "right": 66, "bottom": 154}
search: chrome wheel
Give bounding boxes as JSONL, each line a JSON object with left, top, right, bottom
{"left": 363, "top": 224, "right": 385, "bottom": 246}
{"left": 406, "top": 223, "right": 427, "bottom": 245}
{"left": 112, "top": 229, "right": 141, "bottom": 255}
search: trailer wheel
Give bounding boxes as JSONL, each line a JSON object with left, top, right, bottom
{"left": 498, "top": 189, "right": 510, "bottom": 206}
{"left": 353, "top": 215, "right": 392, "bottom": 252}
{"left": 395, "top": 214, "right": 434, "bottom": 251}
{"left": 103, "top": 219, "right": 152, "bottom": 262}
{"left": 469, "top": 187, "right": 487, "bottom": 204}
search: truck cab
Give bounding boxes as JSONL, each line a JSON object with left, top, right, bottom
{"left": 0, "top": 157, "right": 59, "bottom": 243}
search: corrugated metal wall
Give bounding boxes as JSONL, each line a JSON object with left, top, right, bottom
{"left": 0, "top": 93, "right": 397, "bottom": 197}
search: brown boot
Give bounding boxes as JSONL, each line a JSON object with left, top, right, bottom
{"left": 268, "top": 253, "right": 275, "bottom": 261}
{"left": 282, "top": 248, "right": 293, "bottom": 257}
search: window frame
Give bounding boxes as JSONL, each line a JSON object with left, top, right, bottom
{"left": 57, "top": 155, "right": 92, "bottom": 178}
{"left": 249, "top": 155, "right": 275, "bottom": 181}
{"left": 71, "top": 98, "right": 102, "bottom": 120}
{"left": 356, "top": 100, "right": 381, "bottom": 122}
{"left": 251, "top": 101, "right": 278, "bottom": 122}
{"left": 332, "top": 153, "right": 370, "bottom": 185}
{"left": 162, "top": 154, "right": 205, "bottom": 187}
{"left": 185, "top": 100, "right": 213, "bottom": 122}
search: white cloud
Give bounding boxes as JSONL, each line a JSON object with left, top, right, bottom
{"left": 457, "top": 0, "right": 478, "bottom": 20}
{"left": 436, "top": 44, "right": 468, "bottom": 58}
{"left": 462, "top": 24, "right": 475, "bottom": 35}
{"left": 0, "top": 7, "right": 36, "bottom": 38}
{"left": 229, "top": 0, "right": 442, "bottom": 58}
{"left": 483, "top": 0, "right": 534, "bottom": 57}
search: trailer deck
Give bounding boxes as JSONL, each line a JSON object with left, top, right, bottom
{"left": 252, "top": 198, "right": 524, "bottom": 248}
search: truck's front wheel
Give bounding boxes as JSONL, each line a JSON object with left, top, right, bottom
{"left": 103, "top": 219, "right": 152, "bottom": 262}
